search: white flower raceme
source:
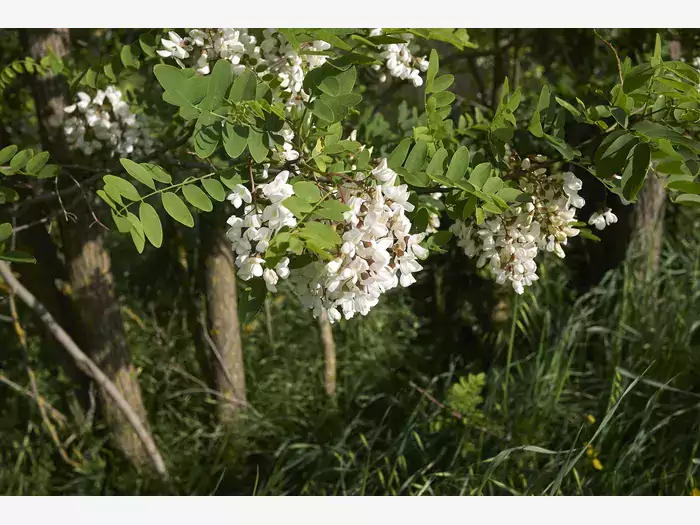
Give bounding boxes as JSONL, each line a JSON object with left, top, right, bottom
{"left": 450, "top": 156, "right": 585, "bottom": 295}
{"left": 588, "top": 208, "right": 618, "bottom": 230}
{"left": 157, "top": 28, "right": 331, "bottom": 108}
{"left": 370, "top": 29, "right": 429, "bottom": 87}
{"left": 226, "top": 170, "right": 297, "bottom": 289}
{"left": 63, "top": 85, "right": 154, "bottom": 157}
{"left": 225, "top": 159, "right": 429, "bottom": 323}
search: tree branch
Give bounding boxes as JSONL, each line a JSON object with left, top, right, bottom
{"left": 0, "top": 261, "right": 169, "bottom": 480}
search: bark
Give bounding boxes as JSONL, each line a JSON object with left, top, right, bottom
{"left": 23, "top": 28, "right": 157, "bottom": 473}
{"left": 629, "top": 173, "right": 666, "bottom": 276}
{"left": 318, "top": 310, "right": 337, "bottom": 398}
{"left": 202, "top": 217, "right": 247, "bottom": 421}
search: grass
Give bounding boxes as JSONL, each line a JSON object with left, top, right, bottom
{"left": 1, "top": 214, "right": 699, "bottom": 495}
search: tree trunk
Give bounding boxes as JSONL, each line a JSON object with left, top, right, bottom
{"left": 202, "top": 217, "right": 247, "bottom": 421}
{"left": 23, "top": 28, "right": 158, "bottom": 473}
{"left": 318, "top": 310, "right": 337, "bottom": 398}
{"left": 629, "top": 173, "right": 666, "bottom": 276}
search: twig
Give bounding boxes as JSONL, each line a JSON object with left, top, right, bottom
{"left": 0, "top": 261, "right": 169, "bottom": 480}
{"left": 13, "top": 194, "right": 82, "bottom": 233}
{"left": 409, "top": 380, "right": 500, "bottom": 437}
{"left": 65, "top": 171, "right": 109, "bottom": 230}
{"left": 594, "top": 29, "right": 624, "bottom": 88}
{"left": 0, "top": 373, "right": 67, "bottom": 425}
{"left": 248, "top": 158, "right": 256, "bottom": 204}
{"left": 54, "top": 175, "right": 77, "bottom": 224}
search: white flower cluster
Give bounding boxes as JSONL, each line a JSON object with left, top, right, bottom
{"left": 63, "top": 86, "right": 153, "bottom": 157}
{"left": 450, "top": 156, "right": 585, "bottom": 295}
{"left": 157, "top": 29, "right": 331, "bottom": 107}
{"left": 588, "top": 208, "right": 618, "bottom": 230}
{"left": 225, "top": 170, "right": 296, "bottom": 286}
{"left": 225, "top": 159, "right": 429, "bottom": 323}
{"left": 369, "top": 29, "right": 429, "bottom": 87}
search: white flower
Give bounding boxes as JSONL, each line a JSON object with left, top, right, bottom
{"left": 589, "top": 208, "right": 618, "bottom": 230}
{"left": 371, "top": 158, "right": 397, "bottom": 185}
{"left": 227, "top": 184, "right": 253, "bottom": 209}
{"left": 275, "top": 257, "right": 290, "bottom": 279}
{"left": 261, "top": 171, "right": 294, "bottom": 203}
{"left": 263, "top": 268, "right": 279, "bottom": 292}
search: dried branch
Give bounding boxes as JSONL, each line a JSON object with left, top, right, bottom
{"left": 594, "top": 29, "right": 624, "bottom": 88}
{"left": 0, "top": 261, "right": 169, "bottom": 480}
{"left": 6, "top": 262, "right": 78, "bottom": 468}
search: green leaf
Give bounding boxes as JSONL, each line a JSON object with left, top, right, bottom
{"left": 0, "top": 222, "right": 12, "bottom": 243}
{"left": 667, "top": 180, "right": 700, "bottom": 194}
{"left": 127, "top": 212, "right": 146, "bottom": 253}
{"left": 427, "top": 148, "right": 448, "bottom": 177}
{"left": 141, "top": 163, "right": 172, "bottom": 184}
{"left": 298, "top": 222, "right": 341, "bottom": 247}
{"left": 428, "top": 74, "right": 454, "bottom": 94}
{"left": 104, "top": 183, "right": 125, "bottom": 207}
{"left": 314, "top": 200, "right": 351, "bottom": 221}
{"left": 96, "top": 189, "right": 118, "bottom": 210}
{"left": 633, "top": 121, "right": 700, "bottom": 153}
{"left": 222, "top": 121, "right": 249, "bottom": 159}
{"left": 239, "top": 280, "right": 267, "bottom": 325}
{"left": 203, "top": 59, "right": 233, "bottom": 110}
{"left": 543, "top": 133, "right": 577, "bottom": 161}
{"left": 537, "top": 85, "right": 551, "bottom": 113}
{"left": 162, "top": 191, "right": 194, "bottom": 227}
{"left": 318, "top": 76, "right": 341, "bottom": 97}
{"left": 482, "top": 177, "right": 504, "bottom": 194}
{"left": 139, "top": 202, "right": 163, "bottom": 248}
{"left": 194, "top": 110, "right": 220, "bottom": 159}
{"left": 462, "top": 195, "right": 477, "bottom": 219}
{"left": 0, "top": 250, "right": 36, "bottom": 264}
{"left": 446, "top": 147, "right": 471, "bottom": 182}
{"left": 282, "top": 195, "right": 313, "bottom": 217}
{"left": 388, "top": 138, "right": 412, "bottom": 170}
{"left": 0, "top": 145, "right": 18, "bottom": 164}
{"left": 623, "top": 63, "right": 655, "bottom": 94}
{"left": 404, "top": 140, "right": 428, "bottom": 173}
{"left": 676, "top": 193, "right": 700, "bottom": 205}
{"left": 432, "top": 91, "right": 455, "bottom": 108}
{"left": 528, "top": 110, "right": 543, "bottom": 138}
{"left": 496, "top": 187, "right": 524, "bottom": 202}
{"left": 120, "top": 159, "right": 155, "bottom": 190}
{"left": 25, "top": 151, "right": 49, "bottom": 174}
{"left": 139, "top": 33, "right": 157, "bottom": 58}
{"left": 103, "top": 175, "right": 140, "bottom": 201}
{"left": 36, "top": 164, "right": 60, "bottom": 180}
{"left": 293, "top": 181, "right": 321, "bottom": 203}
{"left": 425, "top": 49, "right": 439, "bottom": 93}
{"left": 594, "top": 130, "right": 639, "bottom": 179}
{"left": 652, "top": 33, "right": 662, "bottom": 67}
{"left": 10, "top": 149, "right": 33, "bottom": 170}
{"left": 219, "top": 171, "right": 244, "bottom": 189}
{"left": 120, "top": 44, "right": 140, "bottom": 69}
{"left": 153, "top": 64, "right": 189, "bottom": 93}
{"left": 336, "top": 67, "right": 357, "bottom": 94}
{"left": 311, "top": 98, "right": 335, "bottom": 122}
{"left": 182, "top": 183, "right": 213, "bottom": 212}
{"left": 202, "top": 178, "right": 226, "bottom": 202}
{"left": 468, "top": 162, "right": 491, "bottom": 189}
{"left": 475, "top": 207, "right": 485, "bottom": 225}
{"left": 621, "top": 142, "right": 651, "bottom": 201}
{"left": 247, "top": 129, "right": 269, "bottom": 163}
{"left": 0, "top": 186, "right": 20, "bottom": 204}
